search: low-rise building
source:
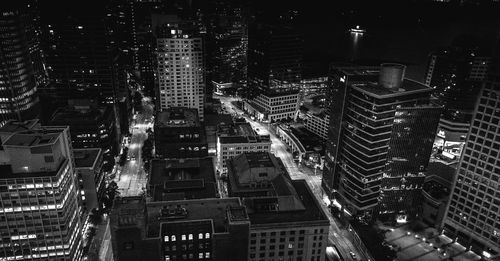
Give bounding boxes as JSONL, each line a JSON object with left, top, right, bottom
{"left": 227, "top": 152, "right": 330, "bottom": 261}
{"left": 305, "top": 110, "right": 329, "bottom": 141}
{"left": 217, "top": 120, "right": 271, "bottom": 173}
{"left": 204, "top": 114, "right": 233, "bottom": 155}
{"left": 243, "top": 92, "right": 300, "bottom": 122}
{"left": 149, "top": 157, "right": 218, "bottom": 201}
{"left": 154, "top": 107, "right": 208, "bottom": 159}
{"left": 74, "top": 148, "right": 105, "bottom": 213}
{"left": 110, "top": 197, "right": 250, "bottom": 261}
{"left": 49, "top": 100, "right": 119, "bottom": 157}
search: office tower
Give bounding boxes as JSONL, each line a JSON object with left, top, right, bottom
{"left": 39, "top": 2, "right": 118, "bottom": 105}
{"left": 154, "top": 107, "right": 208, "bottom": 159}
{"left": 155, "top": 16, "right": 205, "bottom": 121}
{"left": 425, "top": 46, "right": 489, "bottom": 159}
{"left": 323, "top": 64, "right": 441, "bottom": 222}
{"left": 322, "top": 65, "right": 379, "bottom": 195}
{"left": 247, "top": 21, "right": 302, "bottom": 96}
{"left": 227, "top": 152, "right": 330, "bottom": 261}
{"left": 216, "top": 118, "right": 271, "bottom": 173}
{"left": 204, "top": 0, "right": 247, "bottom": 91}
{"left": 0, "top": 122, "right": 83, "bottom": 260}
{"left": 0, "top": 8, "right": 39, "bottom": 125}
{"left": 110, "top": 197, "right": 250, "bottom": 261}
{"left": 442, "top": 74, "right": 500, "bottom": 258}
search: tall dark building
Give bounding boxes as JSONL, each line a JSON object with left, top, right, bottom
{"left": 204, "top": 0, "right": 247, "bottom": 90}
{"left": 442, "top": 50, "right": 500, "bottom": 259}
{"left": 323, "top": 64, "right": 441, "bottom": 222}
{"left": 246, "top": 20, "right": 302, "bottom": 97}
{"left": 0, "top": 7, "right": 39, "bottom": 125}
{"left": 425, "top": 46, "right": 490, "bottom": 154}
{"left": 39, "top": 2, "right": 118, "bottom": 105}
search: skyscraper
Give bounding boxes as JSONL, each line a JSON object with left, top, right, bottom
{"left": 155, "top": 16, "right": 205, "bottom": 121}
{"left": 425, "top": 46, "right": 489, "bottom": 159}
{"left": 39, "top": 2, "right": 118, "bottom": 105}
{"left": 246, "top": 21, "right": 302, "bottom": 97}
{"left": 323, "top": 64, "right": 441, "bottom": 222}
{"left": 0, "top": 8, "right": 39, "bottom": 125}
{"left": 442, "top": 64, "right": 500, "bottom": 259}
{"left": 0, "top": 121, "right": 83, "bottom": 260}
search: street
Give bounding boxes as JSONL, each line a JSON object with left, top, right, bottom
{"left": 218, "top": 95, "right": 372, "bottom": 261}
{"left": 115, "top": 96, "right": 154, "bottom": 197}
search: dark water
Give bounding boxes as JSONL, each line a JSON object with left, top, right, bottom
{"left": 296, "top": 1, "right": 500, "bottom": 81}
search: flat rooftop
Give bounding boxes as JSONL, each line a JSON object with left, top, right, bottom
{"left": 0, "top": 158, "right": 68, "bottom": 179}
{"left": 337, "top": 66, "right": 380, "bottom": 76}
{"left": 3, "top": 132, "right": 60, "bottom": 147}
{"left": 73, "top": 148, "right": 101, "bottom": 169}
{"left": 156, "top": 107, "right": 200, "bottom": 128}
{"left": 204, "top": 114, "right": 233, "bottom": 127}
{"left": 50, "top": 106, "right": 109, "bottom": 123}
{"left": 149, "top": 157, "right": 217, "bottom": 201}
{"left": 351, "top": 79, "right": 432, "bottom": 99}
{"left": 0, "top": 119, "right": 39, "bottom": 134}
{"left": 146, "top": 198, "right": 244, "bottom": 237}
{"left": 247, "top": 180, "right": 329, "bottom": 226}
{"left": 218, "top": 122, "right": 270, "bottom": 144}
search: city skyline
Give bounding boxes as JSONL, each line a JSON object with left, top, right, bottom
{"left": 0, "top": 1, "right": 499, "bottom": 261}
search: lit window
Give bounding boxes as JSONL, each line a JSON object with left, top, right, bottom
{"left": 182, "top": 235, "right": 186, "bottom": 241}
{"left": 205, "top": 233, "right": 210, "bottom": 239}
{"left": 205, "top": 252, "right": 210, "bottom": 258}
{"left": 171, "top": 235, "right": 176, "bottom": 241}
{"left": 188, "top": 234, "right": 193, "bottom": 240}
{"left": 164, "top": 236, "right": 169, "bottom": 242}
{"left": 165, "top": 256, "right": 170, "bottom": 261}
{"left": 199, "top": 233, "right": 203, "bottom": 239}
{"left": 198, "top": 253, "right": 203, "bottom": 259}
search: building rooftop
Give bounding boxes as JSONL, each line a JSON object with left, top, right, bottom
{"left": 155, "top": 107, "right": 200, "bottom": 128}
{"left": 73, "top": 148, "right": 102, "bottom": 169}
{"left": 218, "top": 122, "right": 270, "bottom": 144}
{"left": 50, "top": 106, "right": 110, "bottom": 124}
{"left": 352, "top": 79, "right": 432, "bottom": 99}
{"left": 145, "top": 198, "right": 245, "bottom": 238}
{"left": 336, "top": 66, "right": 380, "bottom": 76}
{"left": 0, "top": 119, "right": 39, "bottom": 134}
{"left": 204, "top": 114, "right": 233, "bottom": 128}
{"left": 247, "top": 180, "right": 329, "bottom": 226}
{"left": 149, "top": 157, "right": 218, "bottom": 201}
{"left": 0, "top": 158, "right": 68, "bottom": 179}
{"left": 2, "top": 132, "right": 59, "bottom": 147}
{"left": 227, "top": 152, "right": 329, "bottom": 226}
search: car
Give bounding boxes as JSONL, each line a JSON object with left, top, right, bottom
{"left": 131, "top": 156, "right": 136, "bottom": 161}
{"left": 349, "top": 251, "right": 357, "bottom": 259}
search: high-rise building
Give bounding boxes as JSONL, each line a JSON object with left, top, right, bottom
{"left": 425, "top": 46, "right": 490, "bottom": 159}
{"left": 39, "top": 2, "right": 119, "bottom": 106}
{"left": 247, "top": 22, "right": 302, "bottom": 96}
{"left": 322, "top": 65, "right": 379, "bottom": 197}
{"left": 155, "top": 16, "right": 205, "bottom": 121}
{"left": 204, "top": 0, "right": 247, "bottom": 90}
{"left": 0, "top": 121, "right": 83, "bottom": 260}
{"left": 0, "top": 8, "right": 39, "bottom": 125}
{"left": 323, "top": 64, "right": 441, "bottom": 222}
{"left": 442, "top": 70, "right": 500, "bottom": 259}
